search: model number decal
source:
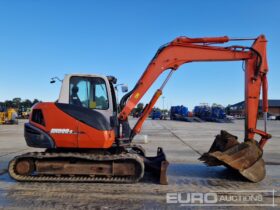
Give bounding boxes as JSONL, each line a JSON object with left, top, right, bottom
{"left": 50, "top": 128, "right": 74, "bottom": 134}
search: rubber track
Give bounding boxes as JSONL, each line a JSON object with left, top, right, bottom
{"left": 8, "top": 152, "right": 144, "bottom": 183}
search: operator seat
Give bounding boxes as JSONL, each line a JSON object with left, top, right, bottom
{"left": 71, "top": 85, "right": 83, "bottom": 107}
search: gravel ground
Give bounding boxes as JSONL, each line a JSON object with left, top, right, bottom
{"left": 0, "top": 119, "right": 279, "bottom": 209}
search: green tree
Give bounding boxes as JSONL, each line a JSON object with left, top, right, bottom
{"left": 32, "top": 99, "right": 40, "bottom": 106}
{"left": 137, "top": 103, "right": 144, "bottom": 110}
{"left": 12, "top": 97, "right": 21, "bottom": 108}
{"left": 135, "top": 103, "right": 144, "bottom": 113}
{"left": 131, "top": 102, "right": 144, "bottom": 117}
{"left": 225, "top": 104, "right": 231, "bottom": 115}
{"left": 4, "top": 100, "right": 13, "bottom": 108}
{"left": 22, "top": 99, "right": 32, "bottom": 108}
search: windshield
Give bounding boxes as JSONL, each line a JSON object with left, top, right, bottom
{"left": 69, "top": 76, "right": 109, "bottom": 110}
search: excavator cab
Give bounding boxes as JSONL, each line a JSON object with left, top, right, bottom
{"left": 57, "top": 74, "right": 133, "bottom": 139}
{"left": 58, "top": 74, "right": 118, "bottom": 122}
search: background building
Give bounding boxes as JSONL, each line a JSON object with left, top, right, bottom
{"left": 228, "top": 100, "right": 280, "bottom": 117}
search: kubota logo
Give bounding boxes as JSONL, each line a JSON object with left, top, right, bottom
{"left": 50, "top": 128, "right": 74, "bottom": 134}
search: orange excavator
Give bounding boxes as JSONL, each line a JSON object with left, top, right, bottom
{"left": 9, "top": 35, "right": 271, "bottom": 184}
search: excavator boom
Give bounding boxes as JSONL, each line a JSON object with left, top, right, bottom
{"left": 119, "top": 35, "right": 270, "bottom": 145}
{"left": 118, "top": 35, "right": 270, "bottom": 182}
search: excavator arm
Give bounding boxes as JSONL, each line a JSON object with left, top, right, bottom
{"left": 118, "top": 35, "right": 270, "bottom": 148}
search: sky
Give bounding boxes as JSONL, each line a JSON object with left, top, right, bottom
{"left": 0, "top": 0, "right": 279, "bottom": 110}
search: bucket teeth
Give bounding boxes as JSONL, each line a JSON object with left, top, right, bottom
{"left": 199, "top": 130, "right": 266, "bottom": 182}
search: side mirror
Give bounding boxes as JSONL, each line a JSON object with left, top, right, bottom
{"left": 121, "top": 85, "right": 128, "bottom": 93}
{"left": 50, "top": 77, "right": 62, "bottom": 84}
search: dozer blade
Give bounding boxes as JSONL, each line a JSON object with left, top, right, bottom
{"left": 143, "top": 147, "right": 169, "bottom": 185}
{"left": 199, "top": 130, "right": 265, "bottom": 182}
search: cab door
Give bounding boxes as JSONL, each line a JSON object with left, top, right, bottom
{"left": 68, "top": 76, "right": 113, "bottom": 147}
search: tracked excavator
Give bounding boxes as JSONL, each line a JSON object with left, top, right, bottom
{"left": 9, "top": 35, "right": 271, "bottom": 184}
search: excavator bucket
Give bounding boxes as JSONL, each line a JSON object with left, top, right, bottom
{"left": 143, "top": 147, "right": 169, "bottom": 185}
{"left": 199, "top": 130, "right": 265, "bottom": 182}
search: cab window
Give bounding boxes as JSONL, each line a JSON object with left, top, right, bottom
{"left": 69, "top": 76, "right": 109, "bottom": 110}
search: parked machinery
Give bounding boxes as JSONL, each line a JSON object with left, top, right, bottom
{"left": 18, "top": 106, "right": 32, "bottom": 119}
{"left": 0, "top": 107, "right": 18, "bottom": 125}
{"left": 151, "top": 109, "right": 163, "bottom": 120}
{"left": 170, "top": 106, "right": 188, "bottom": 120}
{"left": 194, "top": 105, "right": 232, "bottom": 122}
{"left": 171, "top": 105, "right": 203, "bottom": 122}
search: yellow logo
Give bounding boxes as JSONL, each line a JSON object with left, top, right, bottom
{"left": 134, "top": 93, "right": 140, "bottom": 99}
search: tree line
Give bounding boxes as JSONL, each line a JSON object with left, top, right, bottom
{"left": 0, "top": 98, "right": 41, "bottom": 109}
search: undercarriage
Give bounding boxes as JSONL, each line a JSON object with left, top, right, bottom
{"left": 9, "top": 146, "right": 169, "bottom": 184}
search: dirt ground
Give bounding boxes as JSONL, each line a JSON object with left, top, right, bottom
{"left": 0, "top": 119, "right": 279, "bottom": 209}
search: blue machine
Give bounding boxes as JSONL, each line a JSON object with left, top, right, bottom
{"left": 193, "top": 105, "right": 231, "bottom": 122}
{"left": 170, "top": 105, "right": 189, "bottom": 120}
{"left": 193, "top": 105, "right": 211, "bottom": 120}
{"left": 151, "top": 110, "right": 162, "bottom": 120}
{"left": 211, "top": 106, "right": 227, "bottom": 119}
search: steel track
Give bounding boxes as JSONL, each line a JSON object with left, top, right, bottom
{"left": 9, "top": 151, "right": 144, "bottom": 183}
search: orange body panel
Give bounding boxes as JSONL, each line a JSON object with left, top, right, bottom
{"left": 30, "top": 103, "right": 115, "bottom": 149}
{"left": 77, "top": 122, "right": 115, "bottom": 148}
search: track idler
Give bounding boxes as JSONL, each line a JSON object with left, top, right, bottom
{"left": 199, "top": 130, "right": 265, "bottom": 182}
